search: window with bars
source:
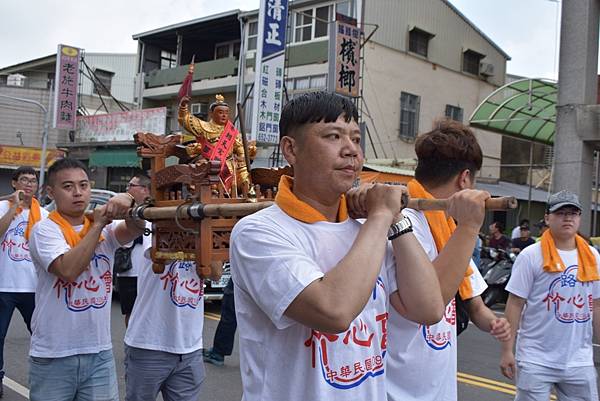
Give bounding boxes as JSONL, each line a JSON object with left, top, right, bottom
{"left": 463, "top": 50, "right": 484, "bottom": 75}
{"left": 445, "top": 104, "right": 463, "bottom": 123}
{"left": 399, "top": 92, "right": 420, "bottom": 140}
{"left": 409, "top": 28, "right": 433, "bottom": 57}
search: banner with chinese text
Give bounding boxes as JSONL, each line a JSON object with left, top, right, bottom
{"left": 329, "top": 17, "right": 361, "bottom": 98}
{"left": 76, "top": 107, "right": 167, "bottom": 143}
{"left": 53, "top": 44, "right": 81, "bottom": 130}
{"left": 0, "top": 146, "right": 64, "bottom": 168}
{"left": 251, "top": 0, "right": 289, "bottom": 144}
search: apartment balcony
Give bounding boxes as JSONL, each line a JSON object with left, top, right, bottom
{"left": 145, "top": 57, "right": 238, "bottom": 89}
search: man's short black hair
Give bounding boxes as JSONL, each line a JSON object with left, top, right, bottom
{"left": 132, "top": 171, "right": 151, "bottom": 187}
{"left": 47, "top": 158, "right": 89, "bottom": 186}
{"left": 493, "top": 221, "right": 505, "bottom": 232}
{"left": 12, "top": 166, "right": 37, "bottom": 182}
{"left": 279, "top": 91, "right": 359, "bottom": 139}
{"left": 519, "top": 219, "right": 529, "bottom": 226}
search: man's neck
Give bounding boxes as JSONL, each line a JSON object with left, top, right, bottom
{"left": 292, "top": 181, "right": 340, "bottom": 223}
{"left": 21, "top": 197, "right": 32, "bottom": 209}
{"left": 493, "top": 232, "right": 503, "bottom": 239}
{"left": 423, "top": 181, "right": 456, "bottom": 200}
{"left": 552, "top": 233, "right": 577, "bottom": 251}
{"left": 57, "top": 210, "right": 85, "bottom": 226}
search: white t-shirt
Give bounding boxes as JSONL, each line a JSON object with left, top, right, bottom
{"left": 28, "top": 218, "right": 121, "bottom": 358}
{"left": 506, "top": 242, "right": 600, "bottom": 369}
{"left": 0, "top": 201, "right": 48, "bottom": 292}
{"left": 511, "top": 226, "right": 521, "bottom": 240}
{"left": 231, "top": 204, "right": 396, "bottom": 401}
{"left": 386, "top": 208, "right": 487, "bottom": 401}
{"left": 125, "top": 229, "right": 204, "bottom": 354}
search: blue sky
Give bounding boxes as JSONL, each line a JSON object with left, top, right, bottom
{"left": 0, "top": 0, "right": 562, "bottom": 79}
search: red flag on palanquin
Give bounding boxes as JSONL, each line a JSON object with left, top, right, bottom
{"left": 178, "top": 55, "right": 195, "bottom": 102}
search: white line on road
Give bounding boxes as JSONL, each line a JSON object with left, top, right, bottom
{"left": 4, "top": 376, "right": 29, "bottom": 399}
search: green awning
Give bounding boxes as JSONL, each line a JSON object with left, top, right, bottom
{"left": 89, "top": 148, "right": 140, "bottom": 168}
{"left": 469, "top": 78, "right": 557, "bottom": 145}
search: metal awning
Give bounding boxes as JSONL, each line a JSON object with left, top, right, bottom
{"left": 469, "top": 78, "right": 557, "bottom": 145}
{"left": 89, "top": 148, "right": 140, "bottom": 168}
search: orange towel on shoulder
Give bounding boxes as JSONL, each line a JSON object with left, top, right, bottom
{"left": 11, "top": 197, "right": 42, "bottom": 240}
{"left": 407, "top": 179, "right": 474, "bottom": 300}
{"left": 540, "top": 230, "right": 599, "bottom": 282}
{"left": 48, "top": 211, "right": 104, "bottom": 248}
{"left": 275, "top": 175, "right": 348, "bottom": 223}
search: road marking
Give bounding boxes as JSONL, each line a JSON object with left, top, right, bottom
{"left": 4, "top": 376, "right": 29, "bottom": 399}
{"left": 458, "top": 372, "right": 557, "bottom": 400}
{"left": 205, "top": 312, "right": 221, "bottom": 321}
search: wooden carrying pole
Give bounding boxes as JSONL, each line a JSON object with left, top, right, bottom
{"left": 407, "top": 196, "right": 518, "bottom": 212}
{"left": 0, "top": 192, "right": 25, "bottom": 202}
{"left": 102, "top": 196, "right": 517, "bottom": 222}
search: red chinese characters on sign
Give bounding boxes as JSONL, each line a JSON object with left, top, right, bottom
{"left": 53, "top": 45, "right": 80, "bottom": 130}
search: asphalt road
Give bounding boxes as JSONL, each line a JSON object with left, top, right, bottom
{"left": 2, "top": 302, "right": 599, "bottom": 401}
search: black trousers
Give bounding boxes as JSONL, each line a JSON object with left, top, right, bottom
{"left": 212, "top": 278, "right": 237, "bottom": 356}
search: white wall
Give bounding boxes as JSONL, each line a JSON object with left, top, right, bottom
{"left": 362, "top": 41, "right": 502, "bottom": 180}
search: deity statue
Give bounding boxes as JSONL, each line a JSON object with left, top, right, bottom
{"left": 178, "top": 94, "right": 256, "bottom": 195}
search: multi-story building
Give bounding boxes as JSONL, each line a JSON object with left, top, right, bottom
{"left": 0, "top": 52, "right": 137, "bottom": 192}
{"left": 132, "top": 0, "right": 509, "bottom": 180}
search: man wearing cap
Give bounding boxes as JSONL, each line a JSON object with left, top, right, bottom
{"left": 510, "top": 223, "right": 535, "bottom": 254}
{"left": 500, "top": 190, "right": 600, "bottom": 401}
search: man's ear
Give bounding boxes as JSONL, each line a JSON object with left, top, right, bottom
{"left": 46, "top": 185, "right": 55, "bottom": 201}
{"left": 280, "top": 136, "right": 297, "bottom": 165}
{"left": 457, "top": 169, "right": 472, "bottom": 190}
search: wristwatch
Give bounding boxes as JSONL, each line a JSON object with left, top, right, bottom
{"left": 387, "top": 215, "right": 413, "bottom": 241}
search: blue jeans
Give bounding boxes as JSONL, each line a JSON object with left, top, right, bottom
{"left": 124, "top": 346, "right": 205, "bottom": 401}
{"left": 29, "top": 349, "right": 118, "bottom": 401}
{"left": 0, "top": 292, "right": 35, "bottom": 379}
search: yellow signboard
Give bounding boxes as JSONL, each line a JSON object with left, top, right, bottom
{"left": 0, "top": 146, "right": 63, "bottom": 168}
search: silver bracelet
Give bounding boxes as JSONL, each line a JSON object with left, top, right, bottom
{"left": 387, "top": 216, "right": 413, "bottom": 241}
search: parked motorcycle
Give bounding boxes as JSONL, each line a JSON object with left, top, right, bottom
{"left": 478, "top": 246, "right": 498, "bottom": 278}
{"left": 481, "top": 249, "right": 515, "bottom": 307}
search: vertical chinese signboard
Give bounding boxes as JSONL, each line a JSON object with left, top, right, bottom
{"left": 328, "top": 17, "right": 361, "bottom": 98}
{"left": 251, "top": 0, "right": 289, "bottom": 144}
{"left": 53, "top": 44, "right": 81, "bottom": 130}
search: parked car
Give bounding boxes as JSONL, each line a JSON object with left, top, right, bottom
{"left": 204, "top": 262, "right": 231, "bottom": 302}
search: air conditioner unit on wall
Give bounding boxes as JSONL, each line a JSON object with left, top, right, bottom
{"left": 479, "top": 62, "right": 495, "bottom": 77}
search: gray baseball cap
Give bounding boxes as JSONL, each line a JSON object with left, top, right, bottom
{"left": 547, "top": 190, "right": 582, "bottom": 213}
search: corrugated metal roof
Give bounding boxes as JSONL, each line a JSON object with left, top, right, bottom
{"left": 132, "top": 9, "right": 240, "bottom": 39}
{"left": 362, "top": 163, "right": 415, "bottom": 176}
{"left": 475, "top": 180, "right": 549, "bottom": 203}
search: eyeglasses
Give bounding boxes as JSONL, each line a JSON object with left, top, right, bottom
{"left": 17, "top": 177, "right": 38, "bottom": 185}
{"left": 553, "top": 210, "right": 581, "bottom": 218}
